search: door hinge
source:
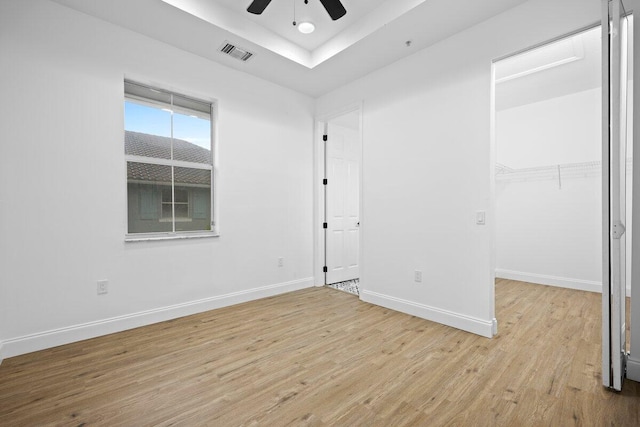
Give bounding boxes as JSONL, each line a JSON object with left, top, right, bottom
{"left": 613, "top": 220, "right": 626, "bottom": 239}
{"left": 323, "top": 135, "right": 328, "bottom": 142}
{"left": 323, "top": 179, "right": 328, "bottom": 185}
{"left": 323, "top": 222, "right": 328, "bottom": 229}
{"left": 323, "top": 266, "right": 328, "bottom": 273}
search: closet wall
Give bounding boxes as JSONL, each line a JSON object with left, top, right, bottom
{"left": 495, "top": 51, "right": 633, "bottom": 293}
{"left": 495, "top": 88, "right": 604, "bottom": 291}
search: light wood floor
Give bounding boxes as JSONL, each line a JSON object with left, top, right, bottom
{"left": 1, "top": 280, "right": 639, "bottom": 426}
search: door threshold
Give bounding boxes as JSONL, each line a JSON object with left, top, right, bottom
{"left": 326, "top": 279, "right": 360, "bottom": 296}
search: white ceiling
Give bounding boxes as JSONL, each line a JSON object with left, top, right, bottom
{"left": 160, "top": 0, "right": 430, "bottom": 68}
{"left": 51, "top": 0, "right": 529, "bottom": 97}
{"left": 495, "top": 25, "right": 603, "bottom": 111}
{"left": 214, "top": 0, "right": 389, "bottom": 51}
{"left": 495, "top": 17, "right": 634, "bottom": 112}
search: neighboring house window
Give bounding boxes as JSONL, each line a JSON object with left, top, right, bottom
{"left": 124, "top": 81, "right": 215, "bottom": 236}
{"left": 161, "top": 188, "right": 188, "bottom": 220}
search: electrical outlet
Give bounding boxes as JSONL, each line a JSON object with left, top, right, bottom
{"left": 97, "top": 280, "right": 108, "bottom": 295}
{"left": 414, "top": 270, "right": 422, "bottom": 283}
{"left": 278, "top": 257, "right": 284, "bottom": 267}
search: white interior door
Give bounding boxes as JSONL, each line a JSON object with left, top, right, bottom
{"left": 602, "top": 0, "right": 629, "bottom": 391}
{"left": 325, "top": 114, "right": 360, "bottom": 284}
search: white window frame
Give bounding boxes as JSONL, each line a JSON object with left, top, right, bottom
{"left": 124, "top": 80, "right": 219, "bottom": 241}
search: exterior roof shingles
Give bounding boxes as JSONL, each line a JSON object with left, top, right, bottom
{"left": 125, "top": 131, "right": 211, "bottom": 186}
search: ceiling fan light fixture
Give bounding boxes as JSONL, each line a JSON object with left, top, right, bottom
{"left": 297, "top": 21, "right": 315, "bottom": 34}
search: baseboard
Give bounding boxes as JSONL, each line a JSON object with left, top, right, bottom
{"left": 626, "top": 356, "right": 640, "bottom": 383}
{"left": 360, "top": 290, "right": 494, "bottom": 338}
{"left": 496, "top": 269, "right": 603, "bottom": 293}
{"left": 0, "top": 341, "right": 4, "bottom": 366}
{"left": 1, "top": 277, "right": 314, "bottom": 360}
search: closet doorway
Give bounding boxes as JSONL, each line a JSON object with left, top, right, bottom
{"left": 492, "top": 12, "right": 633, "bottom": 391}
{"left": 493, "top": 25, "right": 606, "bottom": 292}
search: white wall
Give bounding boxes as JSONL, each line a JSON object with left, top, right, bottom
{"left": 496, "top": 172, "right": 603, "bottom": 290}
{"left": 495, "top": 86, "right": 635, "bottom": 294}
{"left": 0, "top": 0, "right": 314, "bottom": 360}
{"left": 315, "top": 0, "right": 601, "bottom": 338}
{"left": 495, "top": 88, "right": 603, "bottom": 291}
{"left": 3, "top": 0, "right": 631, "bottom": 364}
{"left": 497, "top": 88, "right": 602, "bottom": 168}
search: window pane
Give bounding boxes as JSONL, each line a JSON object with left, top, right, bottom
{"left": 125, "top": 100, "right": 172, "bottom": 160}
{"left": 127, "top": 162, "right": 173, "bottom": 233}
{"left": 174, "top": 189, "right": 188, "bottom": 203}
{"left": 174, "top": 167, "right": 211, "bottom": 232}
{"left": 162, "top": 188, "right": 172, "bottom": 203}
{"left": 162, "top": 203, "right": 173, "bottom": 219}
{"left": 175, "top": 203, "right": 189, "bottom": 218}
{"left": 173, "top": 112, "right": 212, "bottom": 165}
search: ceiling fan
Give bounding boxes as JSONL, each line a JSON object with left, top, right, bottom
{"left": 247, "top": 0, "right": 347, "bottom": 21}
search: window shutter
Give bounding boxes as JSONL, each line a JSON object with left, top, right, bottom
{"left": 193, "top": 191, "right": 208, "bottom": 219}
{"left": 139, "top": 188, "right": 159, "bottom": 220}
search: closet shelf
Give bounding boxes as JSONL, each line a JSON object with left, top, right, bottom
{"left": 495, "top": 159, "right": 632, "bottom": 182}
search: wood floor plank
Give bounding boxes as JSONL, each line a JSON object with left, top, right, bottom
{"left": 1, "top": 280, "right": 639, "bottom": 426}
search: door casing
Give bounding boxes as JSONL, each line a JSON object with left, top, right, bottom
{"left": 314, "top": 103, "right": 364, "bottom": 289}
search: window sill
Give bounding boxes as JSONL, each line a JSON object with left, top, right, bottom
{"left": 125, "top": 231, "right": 219, "bottom": 242}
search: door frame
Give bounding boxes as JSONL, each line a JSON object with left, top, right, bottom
{"left": 490, "top": 15, "right": 636, "bottom": 388}
{"left": 489, "top": 21, "right": 603, "bottom": 337}
{"left": 314, "top": 102, "right": 364, "bottom": 289}
{"left": 602, "top": 0, "right": 632, "bottom": 391}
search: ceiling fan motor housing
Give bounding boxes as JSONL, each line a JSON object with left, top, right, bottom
{"left": 247, "top": 0, "right": 347, "bottom": 21}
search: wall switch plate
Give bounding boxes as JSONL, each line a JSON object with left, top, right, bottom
{"left": 476, "top": 210, "right": 486, "bottom": 225}
{"left": 97, "top": 280, "right": 108, "bottom": 295}
{"left": 278, "top": 257, "right": 284, "bottom": 267}
{"left": 414, "top": 270, "right": 422, "bottom": 283}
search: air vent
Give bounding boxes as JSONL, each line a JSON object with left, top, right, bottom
{"left": 219, "top": 41, "right": 254, "bottom": 62}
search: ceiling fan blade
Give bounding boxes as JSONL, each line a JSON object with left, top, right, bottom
{"left": 319, "top": 0, "right": 347, "bottom": 20}
{"left": 247, "top": 0, "right": 273, "bottom": 15}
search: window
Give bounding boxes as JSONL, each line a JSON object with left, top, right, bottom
{"left": 124, "top": 81, "right": 215, "bottom": 237}
{"left": 161, "top": 188, "right": 191, "bottom": 220}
